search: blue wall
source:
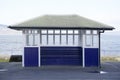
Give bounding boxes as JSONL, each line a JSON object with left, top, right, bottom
{"left": 85, "top": 48, "right": 99, "bottom": 67}
{"left": 24, "top": 47, "right": 39, "bottom": 67}
{"left": 23, "top": 47, "right": 99, "bottom": 67}
{"left": 41, "top": 47, "right": 82, "bottom": 65}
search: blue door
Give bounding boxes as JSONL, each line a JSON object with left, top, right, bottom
{"left": 41, "top": 47, "right": 82, "bottom": 65}
{"left": 24, "top": 47, "right": 39, "bottom": 67}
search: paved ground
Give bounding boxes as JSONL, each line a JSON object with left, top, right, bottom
{"left": 0, "top": 62, "right": 120, "bottom": 80}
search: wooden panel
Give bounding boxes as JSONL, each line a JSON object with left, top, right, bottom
{"left": 85, "top": 48, "right": 99, "bottom": 67}
{"left": 24, "top": 47, "right": 38, "bottom": 67}
{"left": 41, "top": 47, "right": 82, "bottom": 65}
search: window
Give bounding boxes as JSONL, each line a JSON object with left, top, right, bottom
{"left": 84, "top": 30, "right": 98, "bottom": 47}
{"left": 41, "top": 30, "right": 47, "bottom": 34}
{"left": 85, "top": 35, "right": 92, "bottom": 46}
{"left": 25, "top": 34, "right": 39, "bottom": 46}
{"left": 42, "top": 35, "right": 47, "bottom": 45}
{"left": 34, "top": 34, "right": 39, "bottom": 46}
{"left": 55, "top": 35, "right": 60, "bottom": 45}
{"left": 86, "top": 30, "right": 91, "bottom": 34}
{"left": 74, "top": 35, "right": 79, "bottom": 45}
{"left": 93, "top": 35, "right": 98, "bottom": 47}
{"left": 24, "top": 29, "right": 99, "bottom": 47}
{"left": 61, "top": 30, "right": 66, "bottom": 34}
{"left": 32, "top": 30, "right": 38, "bottom": 34}
{"left": 28, "top": 35, "right": 33, "bottom": 46}
{"left": 68, "top": 35, "right": 73, "bottom": 45}
{"left": 24, "top": 29, "right": 82, "bottom": 46}
{"left": 48, "top": 35, "right": 53, "bottom": 45}
{"left": 28, "top": 30, "right": 32, "bottom": 34}
{"left": 93, "top": 30, "right": 97, "bottom": 34}
{"left": 26, "top": 34, "right": 29, "bottom": 46}
{"left": 74, "top": 30, "right": 78, "bottom": 34}
{"left": 25, "top": 30, "right": 39, "bottom": 46}
{"left": 48, "top": 30, "right": 53, "bottom": 34}
{"left": 61, "top": 35, "right": 66, "bottom": 45}
{"left": 55, "top": 30, "right": 60, "bottom": 34}
{"left": 40, "top": 30, "right": 79, "bottom": 46}
{"left": 68, "top": 30, "right": 73, "bottom": 34}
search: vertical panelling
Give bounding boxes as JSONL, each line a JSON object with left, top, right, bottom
{"left": 24, "top": 47, "right": 38, "bottom": 67}
{"left": 85, "top": 48, "right": 99, "bottom": 67}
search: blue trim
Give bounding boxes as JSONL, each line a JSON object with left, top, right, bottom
{"left": 85, "top": 48, "right": 99, "bottom": 67}
{"left": 24, "top": 47, "right": 38, "bottom": 67}
{"left": 41, "top": 47, "right": 82, "bottom": 65}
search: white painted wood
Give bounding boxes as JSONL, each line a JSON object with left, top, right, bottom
{"left": 40, "top": 29, "right": 81, "bottom": 46}
{"left": 82, "top": 34, "right": 85, "bottom": 68}
{"left": 23, "top": 29, "right": 102, "bottom": 67}
{"left": 84, "top": 30, "right": 99, "bottom": 48}
{"left": 22, "top": 30, "right": 26, "bottom": 67}
{"left": 38, "top": 33, "right": 41, "bottom": 67}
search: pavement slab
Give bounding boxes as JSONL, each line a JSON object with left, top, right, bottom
{"left": 0, "top": 62, "right": 120, "bottom": 80}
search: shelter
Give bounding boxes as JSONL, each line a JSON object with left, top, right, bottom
{"left": 9, "top": 15, "right": 114, "bottom": 67}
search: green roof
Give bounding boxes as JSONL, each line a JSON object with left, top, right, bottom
{"left": 9, "top": 15, "right": 114, "bottom": 30}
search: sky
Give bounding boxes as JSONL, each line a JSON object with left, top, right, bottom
{"left": 0, "top": 0, "right": 120, "bottom": 35}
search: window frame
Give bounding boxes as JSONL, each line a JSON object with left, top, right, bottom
{"left": 24, "top": 29, "right": 82, "bottom": 47}
{"left": 84, "top": 30, "right": 99, "bottom": 48}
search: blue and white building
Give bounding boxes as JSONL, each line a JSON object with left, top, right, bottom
{"left": 9, "top": 15, "right": 114, "bottom": 67}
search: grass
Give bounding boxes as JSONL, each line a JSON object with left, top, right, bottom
{"left": 101, "top": 56, "right": 120, "bottom": 62}
{"left": 0, "top": 56, "right": 120, "bottom": 62}
{"left": 0, "top": 58, "right": 9, "bottom": 62}
{"left": 0, "top": 54, "right": 10, "bottom": 62}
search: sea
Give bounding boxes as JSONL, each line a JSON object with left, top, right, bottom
{"left": 0, "top": 34, "right": 120, "bottom": 57}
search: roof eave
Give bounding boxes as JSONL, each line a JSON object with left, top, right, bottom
{"left": 8, "top": 26, "right": 115, "bottom": 30}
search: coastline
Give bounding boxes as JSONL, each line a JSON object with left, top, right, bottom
{"left": 0, "top": 54, "right": 120, "bottom": 62}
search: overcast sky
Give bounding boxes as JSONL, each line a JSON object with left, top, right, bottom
{"left": 0, "top": 0, "right": 120, "bottom": 35}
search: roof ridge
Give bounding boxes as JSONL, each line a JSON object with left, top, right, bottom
{"left": 43, "top": 14, "right": 79, "bottom": 17}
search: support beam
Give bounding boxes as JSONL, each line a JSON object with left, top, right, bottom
{"left": 82, "top": 34, "right": 85, "bottom": 68}
{"left": 40, "top": 30, "right": 42, "bottom": 44}
{"left": 82, "top": 30, "right": 85, "bottom": 67}
{"left": 22, "top": 30, "right": 26, "bottom": 67}
{"left": 98, "top": 31, "right": 101, "bottom": 68}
